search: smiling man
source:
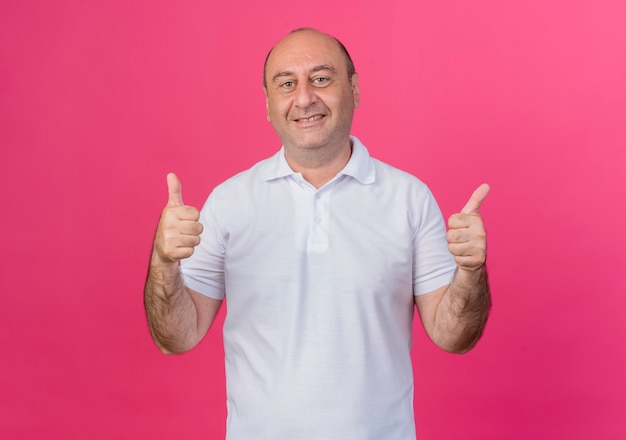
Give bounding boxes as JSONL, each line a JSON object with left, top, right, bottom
{"left": 144, "top": 28, "right": 491, "bottom": 440}
{"left": 263, "top": 29, "right": 360, "bottom": 188}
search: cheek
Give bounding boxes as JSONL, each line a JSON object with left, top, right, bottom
{"left": 267, "top": 104, "right": 290, "bottom": 130}
{"left": 335, "top": 95, "right": 357, "bottom": 118}
{"left": 267, "top": 98, "right": 290, "bottom": 121}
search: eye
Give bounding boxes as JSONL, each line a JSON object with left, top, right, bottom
{"left": 312, "top": 77, "right": 329, "bottom": 86}
{"left": 280, "top": 80, "right": 295, "bottom": 89}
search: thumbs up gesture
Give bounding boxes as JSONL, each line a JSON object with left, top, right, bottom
{"left": 153, "top": 173, "right": 203, "bottom": 263}
{"left": 446, "top": 184, "right": 489, "bottom": 272}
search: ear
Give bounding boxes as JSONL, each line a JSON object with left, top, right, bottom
{"left": 264, "top": 87, "right": 271, "bottom": 122}
{"left": 351, "top": 73, "right": 360, "bottom": 108}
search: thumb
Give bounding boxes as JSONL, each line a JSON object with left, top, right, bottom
{"left": 166, "top": 172, "right": 184, "bottom": 207}
{"left": 461, "top": 183, "right": 490, "bottom": 214}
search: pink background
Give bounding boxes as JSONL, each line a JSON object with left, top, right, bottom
{"left": 1, "top": 1, "right": 625, "bottom": 439}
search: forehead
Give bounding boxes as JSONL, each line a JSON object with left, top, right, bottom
{"left": 266, "top": 31, "right": 346, "bottom": 76}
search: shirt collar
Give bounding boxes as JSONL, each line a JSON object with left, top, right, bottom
{"left": 340, "top": 136, "right": 376, "bottom": 184}
{"left": 260, "top": 148, "right": 295, "bottom": 182}
{"left": 260, "top": 135, "right": 376, "bottom": 185}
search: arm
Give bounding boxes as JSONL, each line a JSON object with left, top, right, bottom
{"left": 144, "top": 173, "right": 222, "bottom": 355}
{"left": 415, "top": 184, "right": 492, "bottom": 354}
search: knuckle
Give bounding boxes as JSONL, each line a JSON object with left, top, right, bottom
{"left": 192, "top": 222, "right": 204, "bottom": 235}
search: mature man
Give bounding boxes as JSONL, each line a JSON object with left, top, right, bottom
{"left": 144, "top": 28, "right": 491, "bottom": 439}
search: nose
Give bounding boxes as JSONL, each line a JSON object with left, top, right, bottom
{"left": 293, "top": 81, "right": 317, "bottom": 108}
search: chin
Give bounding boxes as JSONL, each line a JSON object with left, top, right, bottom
{"left": 284, "top": 133, "right": 330, "bottom": 151}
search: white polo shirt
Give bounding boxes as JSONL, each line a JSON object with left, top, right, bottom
{"left": 181, "top": 136, "right": 456, "bottom": 440}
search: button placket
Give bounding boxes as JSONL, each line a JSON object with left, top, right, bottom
{"left": 308, "top": 188, "right": 329, "bottom": 252}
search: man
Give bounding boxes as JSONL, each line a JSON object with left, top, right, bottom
{"left": 144, "top": 28, "right": 491, "bottom": 439}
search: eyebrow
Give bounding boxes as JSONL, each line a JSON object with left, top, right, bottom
{"left": 271, "top": 64, "right": 336, "bottom": 83}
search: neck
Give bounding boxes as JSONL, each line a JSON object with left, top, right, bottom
{"left": 284, "top": 139, "right": 352, "bottom": 189}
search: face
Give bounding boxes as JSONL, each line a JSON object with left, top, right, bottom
{"left": 264, "top": 30, "right": 360, "bottom": 154}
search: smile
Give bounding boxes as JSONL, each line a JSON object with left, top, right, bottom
{"left": 296, "top": 115, "right": 324, "bottom": 122}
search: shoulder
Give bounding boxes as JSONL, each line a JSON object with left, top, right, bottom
{"left": 209, "top": 151, "right": 281, "bottom": 200}
{"left": 369, "top": 157, "right": 434, "bottom": 205}
{"left": 349, "top": 136, "right": 430, "bottom": 193}
{"left": 373, "top": 158, "right": 425, "bottom": 185}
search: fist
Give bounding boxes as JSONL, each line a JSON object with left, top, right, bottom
{"left": 153, "top": 173, "right": 203, "bottom": 263}
{"left": 446, "top": 184, "right": 489, "bottom": 271}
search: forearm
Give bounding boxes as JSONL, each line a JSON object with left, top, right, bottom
{"left": 432, "top": 267, "right": 491, "bottom": 353}
{"left": 144, "top": 252, "right": 201, "bottom": 354}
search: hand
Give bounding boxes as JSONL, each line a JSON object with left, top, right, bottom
{"left": 153, "top": 173, "right": 203, "bottom": 263}
{"left": 446, "top": 184, "right": 489, "bottom": 272}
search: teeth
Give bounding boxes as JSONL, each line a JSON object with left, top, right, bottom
{"left": 300, "top": 115, "right": 323, "bottom": 122}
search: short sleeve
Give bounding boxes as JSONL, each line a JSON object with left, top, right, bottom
{"left": 180, "top": 195, "right": 226, "bottom": 300}
{"left": 412, "top": 188, "right": 456, "bottom": 295}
